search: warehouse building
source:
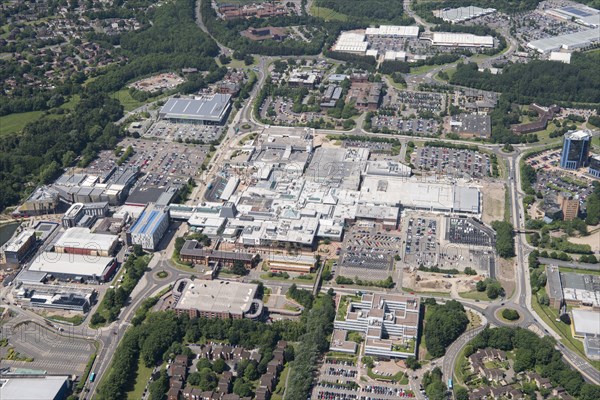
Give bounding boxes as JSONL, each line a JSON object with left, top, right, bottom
{"left": 54, "top": 227, "right": 118, "bottom": 257}
{"left": 430, "top": 32, "right": 494, "bottom": 47}
{"left": 173, "top": 279, "right": 263, "bottom": 320}
{"left": 434, "top": 6, "right": 496, "bottom": 23}
{"left": 2, "top": 229, "right": 36, "bottom": 264}
{"left": 332, "top": 32, "right": 368, "bottom": 54}
{"left": 365, "top": 25, "right": 419, "bottom": 38}
{"left": 0, "top": 375, "right": 71, "bottom": 400}
{"left": 28, "top": 252, "right": 117, "bottom": 283}
{"left": 159, "top": 94, "right": 232, "bottom": 125}
{"left": 127, "top": 203, "right": 170, "bottom": 251}
{"left": 527, "top": 28, "right": 600, "bottom": 53}
{"left": 450, "top": 114, "right": 492, "bottom": 139}
{"left": 546, "top": 5, "right": 600, "bottom": 28}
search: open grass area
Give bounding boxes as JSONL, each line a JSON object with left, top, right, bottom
{"left": 0, "top": 110, "right": 45, "bottom": 136}
{"left": 111, "top": 89, "right": 168, "bottom": 112}
{"left": 310, "top": 5, "right": 348, "bottom": 21}
{"left": 532, "top": 288, "right": 600, "bottom": 370}
{"left": 459, "top": 290, "right": 490, "bottom": 301}
{"left": 386, "top": 75, "right": 408, "bottom": 90}
{"left": 48, "top": 314, "right": 85, "bottom": 325}
{"left": 453, "top": 346, "right": 469, "bottom": 385}
{"left": 271, "top": 363, "right": 290, "bottom": 400}
{"left": 367, "top": 368, "right": 408, "bottom": 383}
{"left": 126, "top": 357, "right": 153, "bottom": 400}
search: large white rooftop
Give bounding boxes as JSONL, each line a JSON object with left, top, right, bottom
{"left": 572, "top": 309, "right": 600, "bottom": 335}
{"left": 28, "top": 251, "right": 115, "bottom": 278}
{"left": 527, "top": 28, "right": 600, "bottom": 53}
{"left": 365, "top": 25, "right": 419, "bottom": 37}
{"left": 54, "top": 227, "right": 117, "bottom": 253}
{"left": 0, "top": 376, "right": 70, "bottom": 400}
{"left": 431, "top": 32, "right": 494, "bottom": 47}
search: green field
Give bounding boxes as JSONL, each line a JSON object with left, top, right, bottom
{"left": 458, "top": 290, "right": 490, "bottom": 301}
{"left": 126, "top": 358, "right": 154, "bottom": 400}
{"left": 0, "top": 111, "right": 44, "bottom": 136}
{"left": 310, "top": 5, "right": 348, "bottom": 21}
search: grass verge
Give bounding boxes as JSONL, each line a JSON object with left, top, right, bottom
{"left": 126, "top": 357, "right": 154, "bottom": 399}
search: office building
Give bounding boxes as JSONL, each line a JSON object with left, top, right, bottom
{"left": 62, "top": 202, "right": 109, "bottom": 228}
{"left": 560, "top": 130, "right": 592, "bottom": 169}
{"left": 559, "top": 193, "right": 580, "bottom": 221}
{"left": 159, "top": 94, "right": 232, "bottom": 125}
{"left": 15, "top": 284, "right": 96, "bottom": 312}
{"left": 28, "top": 252, "right": 117, "bottom": 283}
{"left": 179, "top": 240, "right": 258, "bottom": 269}
{"left": 127, "top": 203, "right": 170, "bottom": 250}
{"left": 2, "top": 230, "right": 36, "bottom": 264}
{"left": 54, "top": 227, "right": 118, "bottom": 257}
{"left": 589, "top": 154, "right": 600, "bottom": 178}
{"left": 266, "top": 253, "right": 316, "bottom": 274}
{"left": 0, "top": 375, "right": 71, "bottom": 400}
{"left": 334, "top": 293, "right": 420, "bottom": 359}
{"left": 173, "top": 279, "right": 263, "bottom": 320}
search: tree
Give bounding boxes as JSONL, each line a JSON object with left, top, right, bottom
{"left": 502, "top": 308, "right": 520, "bottom": 321}
{"left": 424, "top": 300, "right": 469, "bottom": 357}
{"left": 233, "top": 379, "right": 253, "bottom": 397}
{"left": 491, "top": 221, "right": 515, "bottom": 258}
{"left": 455, "top": 386, "right": 469, "bottom": 400}
{"left": 230, "top": 260, "right": 248, "bottom": 276}
{"left": 486, "top": 280, "right": 504, "bottom": 299}
{"left": 244, "top": 361, "right": 259, "bottom": 381}
{"left": 197, "top": 367, "right": 217, "bottom": 391}
{"left": 196, "top": 358, "right": 212, "bottom": 371}
{"left": 405, "top": 356, "right": 421, "bottom": 370}
{"left": 132, "top": 244, "right": 144, "bottom": 257}
{"left": 476, "top": 280, "right": 487, "bottom": 292}
{"left": 148, "top": 369, "right": 169, "bottom": 400}
{"left": 90, "top": 313, "right": 106, "bottom": 325}
{"left": 213, "top": 358, "right": 228, "bottom": 373}
{"left": 187, "top": 371, "right": 201, "bottom": 386}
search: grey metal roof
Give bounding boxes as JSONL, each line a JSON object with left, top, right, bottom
{"left": 160, "top": 95, "right": 232, "bottom": 121}
{"left": 528, "top": 28, "right": 600, "bottom": 53}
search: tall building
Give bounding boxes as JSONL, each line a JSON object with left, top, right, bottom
{"left": 560, "top": 130, "right": 592, "bottom": 169}
{"left": 589, "top": 154, "right": 600, "bottom": 178}
{"left": 127, "top": 203, "right": 170, "bottom": 251}
{"left": 559, "top": 193, "right": 579, "bottom": 221}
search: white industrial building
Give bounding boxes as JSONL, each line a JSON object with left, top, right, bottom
{"left": 527, "top": 28, "right": 600, "bottom": 53}
{"left": 28, "top": 252, "right": 117, "bottom": 282}
{"left": 332, "top": 32, "right": 368, "bottom": 53}
{"left": 546, "top": 5, "right": 600, "bottom": 28}
{"left": 384, "top": 51, "right": 407, "bottom": 61}
{"left": 365, "top": 25, "right": 419, "bottom": 38}
{"left": 431, "top": 32, "right": 494, "bottom": 47}
{"left": 434, "top": 6, "right": 496, "bottom": 23}
{"left": 549, "top": 51, "right": 572, "bottom": 64}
